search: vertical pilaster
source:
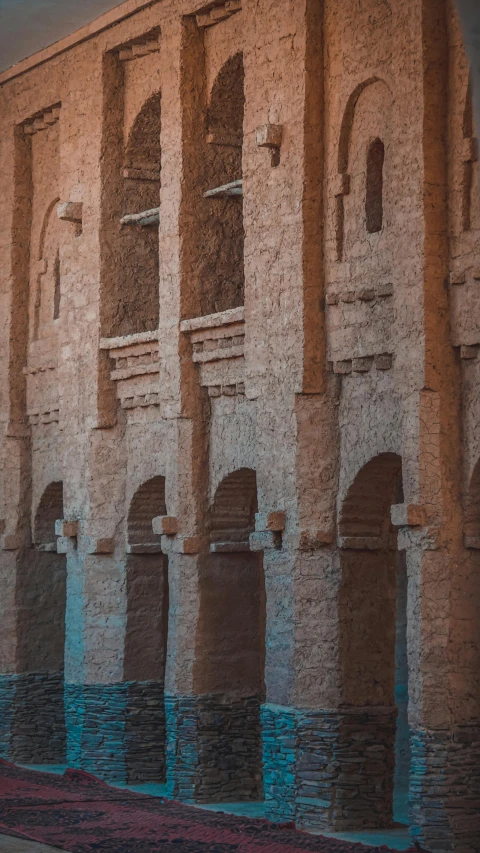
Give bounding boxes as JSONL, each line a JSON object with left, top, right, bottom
{"left": 158, "top": 14, "right": 209, "bottom": 797}
{"left": 0, "top": 113, "right": 34, "bottom": 762}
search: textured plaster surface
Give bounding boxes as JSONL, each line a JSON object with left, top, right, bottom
{"left": 0, "top": 0, "right": 479, "bottom": 848}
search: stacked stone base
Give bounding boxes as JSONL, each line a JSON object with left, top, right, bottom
{"left": 0, "top": 672, "right": 65, "bottom": 763}
{"left": 262, "top": 703, "right": 397, "bottom": 831}
{"left": 410, "top": 725, "right": 480, "bottom": 853}
{"left": 65, "top": 680, "right": 165, "bottom": 783}
{"left": 165, "top": 693, "right": 263, "bottom": 803}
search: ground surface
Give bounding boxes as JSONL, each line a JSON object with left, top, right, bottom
{"left": 0, "top": 765, "right": 411, "bottom": 852}
{"left": 0, "top": 837, "right": 58, "bottom": 852}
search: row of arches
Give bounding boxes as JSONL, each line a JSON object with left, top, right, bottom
{"left": 18, "top": 454, "right": 480, "bottom": 817}
{"left": 17, "top": 468, "right": 264, "bottom": 785}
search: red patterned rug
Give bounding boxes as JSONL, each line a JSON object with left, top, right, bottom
{"left": 0, "top": 760, "right": 414, "bottom": 853}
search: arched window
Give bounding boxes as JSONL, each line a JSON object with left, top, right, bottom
{"left": 366, "top": 137, "right": 385, "bottom": 233}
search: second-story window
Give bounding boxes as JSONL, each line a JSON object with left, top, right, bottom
{"left": 366, "top": 137, "right": 384, "bottom": 233}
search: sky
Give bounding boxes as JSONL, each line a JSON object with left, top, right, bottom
{"left": 0, "top": 0, "right": 124, "bottom": 72}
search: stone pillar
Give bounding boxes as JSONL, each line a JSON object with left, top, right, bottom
{"left": 65, "top": 679, "right": 165, "bottom": 783}
{"left": 262, "top": 703, "right": 397, "bottom": 830}
{"left": 0, "top": 109, "right": 67, "bottom": 764}
{"left": 166, "top": 691, "right": 263, "bottom": 804}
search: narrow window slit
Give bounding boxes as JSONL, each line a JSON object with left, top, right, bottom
{"left": 53, "top": 248, "right": 61, "bottom": 319}
{"left": 366, "top": 138, "right": 384, "bottom": 234}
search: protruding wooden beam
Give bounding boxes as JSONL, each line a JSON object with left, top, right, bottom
{"left": 204, "top": 179, "right": 242, "bottom": 198}
{"left": 120, "top": 207, "right": 160, "bottom": 225}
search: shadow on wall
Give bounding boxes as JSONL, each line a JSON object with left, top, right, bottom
{"left": 124, "top": 475, "right": 169, "bottom": 783}
{"left": 101, "top": 64, "right": 162, "bottom": 338}
{"left": 339, "top": 453, "right": 409, "bottom": 828}
{"left": 13, "top": 481, "right": 66, "bottom": 763}
{"left": 190, "top": 468, "right": 265, "bottom": 803}
{"left": 200, "top": 52, "right": 245, "bottom": 316}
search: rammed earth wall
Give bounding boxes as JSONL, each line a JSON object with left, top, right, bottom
{"left": 0, "top": 1, "right": 479, "bottom": 851}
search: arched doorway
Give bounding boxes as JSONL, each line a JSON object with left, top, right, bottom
{"left": 338, "top": 453, "right": 409, "bottom": 828}
{"left": 14, "top": 481, "right": 66, "bottom": 762}
{"left": 462, "top": 460, "right": 480, "bottom": 720}
{"left": 124, "top": 475, "right": 169, "bottom": 781}
{"left": 194, "top": 468, "right": 265, "bottom": 802}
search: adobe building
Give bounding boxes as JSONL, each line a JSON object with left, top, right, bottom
{"left": 0, "top": 0, "right": 479, "bottom": 850}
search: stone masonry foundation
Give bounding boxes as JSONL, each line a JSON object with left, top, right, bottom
{"left": 65, "top": 681, "right": 165, "bottom": 783}
{"left": 409, "top": 725, "right": 480, "bottom": 853}
{"left": 0, "top": 672, "right": 65, "bottom": 763}
{"left": 261, "top": 703, "right": 397, "bottom": 832}
{"left": 165, "top": 694, "right": 263, "bottom": 803}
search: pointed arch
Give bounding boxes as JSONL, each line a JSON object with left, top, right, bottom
{"left": 197, "top": 52, "right": 245, "bottom": 315}
{"left": 16, "top": 479, "right": 67, "bottom": 761}
{"left": 193, "top": 466, "right": 265, "bottom": 801}
{"left": 337, "top": 77, "right": 382, "bottom": 174}
{"left": 110, "top": 92, "right": 161, "bottom": 336}
{"left": 36, "top": 201, "right": 62, "bottom": 330}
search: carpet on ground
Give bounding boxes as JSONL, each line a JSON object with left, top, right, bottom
{"left": 0, "top": 760, "right": 420, "bottom": 853}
